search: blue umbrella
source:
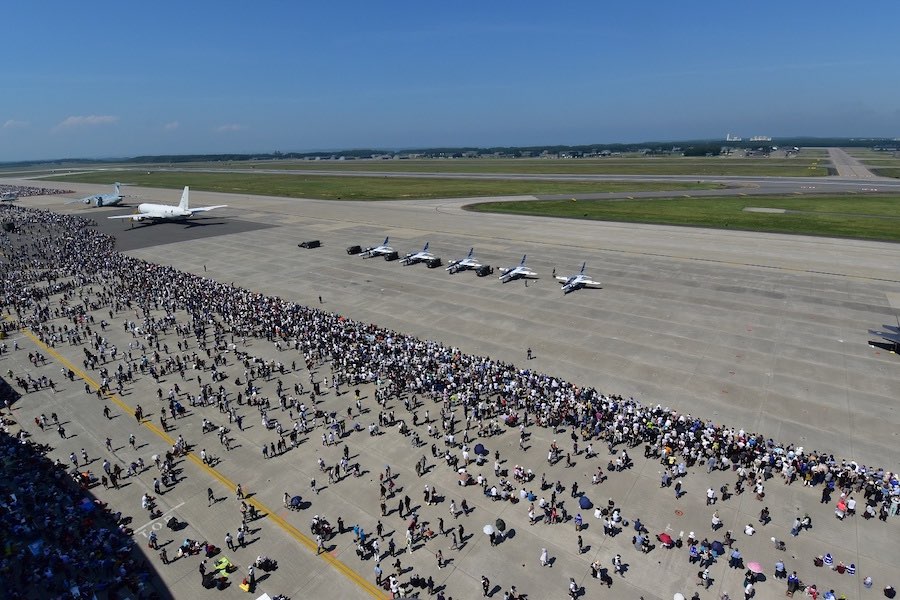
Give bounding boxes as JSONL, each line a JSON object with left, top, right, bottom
{"left": 474, "top": 443, "right": 488, "bottom": 456}
{"left": 578, "top": 496, "right": 593, "bottom": 510}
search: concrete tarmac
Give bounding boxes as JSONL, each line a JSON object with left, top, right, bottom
{"left": 2, "top": 177, "right": 899, "bottom": 600}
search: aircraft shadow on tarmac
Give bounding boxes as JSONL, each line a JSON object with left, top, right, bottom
{"left": 97, "top": 214, "right": 276, "bottom": 252}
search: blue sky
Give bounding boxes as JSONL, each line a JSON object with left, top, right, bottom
{"left": 2, "top": 1, "right": 899, "bottom": 161}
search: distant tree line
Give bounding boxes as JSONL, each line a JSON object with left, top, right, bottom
{"left": 1, "top": 137, "right": 895, "bottom": 167}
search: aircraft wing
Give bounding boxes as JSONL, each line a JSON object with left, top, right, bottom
{"left": 108, "top": 214, "right": 146, "bottom": 220}
{"left": 869, "top": 329, "right": 900, "bottom": 344}
{"left": 555, "top": 276, "right": 569, "bottom": 283}
{"left": 580, "top": 278, "right": 602, "bottom": 287}
{"left": 188, "top": 205, "right": 227, "bottom": 214}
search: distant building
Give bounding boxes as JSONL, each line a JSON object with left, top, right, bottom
{"left": 725, "top": 133, "right": 742, "bottom": 142}
{"left": 749, "top": 135, "right": 772, "bottom": 142}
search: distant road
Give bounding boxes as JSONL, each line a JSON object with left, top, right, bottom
{"left": 828, "top": 147, "right": 878, "bottom": 178}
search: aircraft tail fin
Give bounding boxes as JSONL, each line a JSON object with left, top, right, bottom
{"left": 423, "top": 242, "right": 429, "bottom": 252}
{"left": 467, "top": 247, "right": 474, "bottom": 258}
{"left": 114, "top": 182, "right": 121, "bottom": 196}
{"left": 580, "top": 262, "right": 586, "bottom": 274}
{"left": 383, "top": 236, "right": 389, "bottom": 246}
{"left": 178, "top": 186, "right": 190, "bottom": 211}
{"left": 520, "top": 255, "right": 527, "bottom": 266}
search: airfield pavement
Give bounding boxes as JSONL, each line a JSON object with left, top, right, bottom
{"left": 2, "top": 177, "right": 899, "bottom": 600}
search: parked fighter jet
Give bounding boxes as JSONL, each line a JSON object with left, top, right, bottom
{"left": 868, "top": 322, "right": 900, "bottom": 351}
{"left": 359, "top": 237, "right": 394, "bottom": 258}
{"left": 555, "top": 262, "right": 602, "bottom": 294}
{"left": 446, "top": 248, "right": 482, "bottom": 274}
{"left": 399, "top": 242, "right": 436, "bottom": 266}
{"left": 498, "top": 255, "right": 538, "bottom": 283}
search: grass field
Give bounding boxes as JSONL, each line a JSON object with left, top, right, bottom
{"left": 126, "top": 157, "right": 829, "bottom": 177}
{"left": 43, "top": 171, "right": 722, "bottom": 200}
{"left": 468, "top": 194, "right": 900, "bottom": 242}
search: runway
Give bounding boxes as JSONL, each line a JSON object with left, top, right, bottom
{"left": 14, "top": 175, "right": 899, "bottom": 469}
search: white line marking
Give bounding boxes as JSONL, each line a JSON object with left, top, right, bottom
{"left": 134, "top": 501, "right": 185, "bottom": 531}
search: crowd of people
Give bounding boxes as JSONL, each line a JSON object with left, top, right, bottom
{"left": 0, "top": 428, "right": 154, "bottom": 598}
{"left": 1, "top": 202, "right": 898, "bottom": 599}
{"left": 0, "top": 184, "right": 73, "bottom": 198}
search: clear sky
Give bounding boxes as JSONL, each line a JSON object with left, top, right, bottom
{"left": 2, "top": 1, "right": 899, "bottom": 161}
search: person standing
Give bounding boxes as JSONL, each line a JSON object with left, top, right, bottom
{"left": 481, "top": 575, "right": 490, "bottom": 597}
{"left": 540, "top": 547, "right": 549, "bottom": 567}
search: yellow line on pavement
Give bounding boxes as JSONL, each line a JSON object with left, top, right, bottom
{"left": 14, "top": 321, "right": 385, "bottom": 599}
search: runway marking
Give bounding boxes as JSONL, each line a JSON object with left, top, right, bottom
{"left": 12, "top": 320, "right": 386, "bottom": 599}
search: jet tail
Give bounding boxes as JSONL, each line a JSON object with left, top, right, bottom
{"left": 467, "top": 248, "right": 474, "bottom": 258}
{"left": 580, "top": 262, "right": 586, "bottom": 274}
{"left": 422, "top": 242, "right": 429, "bottom": 252}
{"left": 520, "top": 255, "right": 527, "bottom": 266}
{"left": 114, "top": 182, "right": 121, "bottom": 196}
{"left": 178, "top": 186, "right": 190, "bottom": 211}
{"left": 383, "top": 236, "right": 389, "bottom": 246}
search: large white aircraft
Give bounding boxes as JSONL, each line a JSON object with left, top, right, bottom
{"left": 360, "top": 237, "right": 394, "bottom": 258}
{"left": 67, "top": 182, "right": 127, "bottom": 207}
{"left": 399, "top": 242, "right": 436, "bottom": 265}
{"left": 555, "top": 262, "right": 602, "bottom": 294}
{"left": 108, "top": 187, "right": 226, "bottom": 225}
{"left": 498, "top": 255, "right": 539, "bottom": 283}
{"left": 446, "top": 248, "right": 482, "bottom": 274}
